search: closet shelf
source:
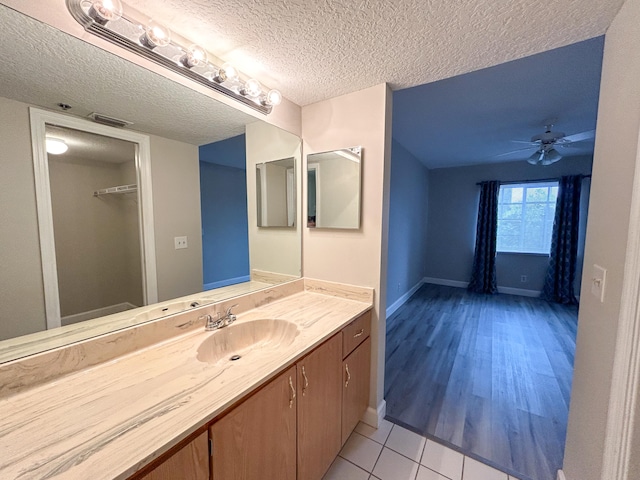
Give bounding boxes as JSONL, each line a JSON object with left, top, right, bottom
{"left": 93, "top": 184, "right": 137, "bottom": 197}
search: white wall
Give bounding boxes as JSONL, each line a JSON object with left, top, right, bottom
{"left": 246, "top": 121, "right": 302, "bottom": 277}
{"left": 563, "top": 0, "right": 640, "bottom": 477}
{"left": 149, "top": 135, "right": 203, "bottom": 301}
{"left": 302, "top": 83, "right": 392, "bottom": 416}
{"left": 0, "top": 96, "right": 46, "bottom": 340}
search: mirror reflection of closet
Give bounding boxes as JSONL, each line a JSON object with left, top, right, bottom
{"left": 256, "top": 157, "right": 296, "bottom": 228}
{"left": 46, "top": 125, "right": 143, "bottom": 325}
{"left": 307, "top": 146, "right": 362, "bottom": 229}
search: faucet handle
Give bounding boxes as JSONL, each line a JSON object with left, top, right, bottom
{"left": 225, "top": 304, "right": 239, "bottom": 325}
{"left": 201, "top": 312, "right": 222, "bottom": 331}
{"left": 226, "top": 304, "right": 239, "bottom": 316}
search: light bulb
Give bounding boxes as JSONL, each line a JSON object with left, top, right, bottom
{"left": 88, "top": 0, "right": 124, "bottom": 24}
{"left": 242, "top": 78, "right": 261, "bottom": 97}
{"left": 180, "top": 44, "right": 207, "bottom": 68}
{"left": 527, "top": 150, "right": 543, "bottom": 165}
{"left": 141, "top": 21, "right": 171, "bottom": 48}
{"left": 46, "top": 138, "right": 68, "bottom": 155}
{"left": 262, "top": 89, "right": 282, "bottom": 106}
{"left": 221, "top": 63, "right": 238, "bottom": 80}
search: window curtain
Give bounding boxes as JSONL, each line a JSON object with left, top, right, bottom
{"left": 468, "top": 180, "right": 499, "bottom": 294}
{"left": 542, "top": 175, "right": 583, "bottom": 304}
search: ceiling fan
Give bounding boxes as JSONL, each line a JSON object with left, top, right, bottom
{"left": 498, "top": 123, "right": 595, "bottom": 165}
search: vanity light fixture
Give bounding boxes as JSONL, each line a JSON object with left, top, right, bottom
{"left": 46, "top": 138, "right": 69, "bottom": 155}
{"left": 67, "top": 0, "right": 282, "bottom": 115}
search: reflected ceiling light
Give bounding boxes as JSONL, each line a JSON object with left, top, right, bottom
{"left": 46, "top": 138, "right": 68, "bottom": 155}
{"left": 67, "top": 0, "right": 281, "bottom": 115}
{"left": 88, "top": 0, "right": 123, "bottom": 24}
{"left": 140, "top": 20, "right": 171, "bottom": 49}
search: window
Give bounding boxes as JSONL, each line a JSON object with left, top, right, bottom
{"left": 497, "top": 182, "right": 558, "bottom": 254}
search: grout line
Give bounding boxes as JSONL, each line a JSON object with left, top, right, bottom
{"left": 336, "top": 453, "right": 374, "bottom": 476}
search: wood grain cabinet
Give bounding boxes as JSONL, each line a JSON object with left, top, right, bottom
{"left": 129, "top": 310, "right": 372, "bottom": 480}
{"left": 137, "top": 431, "right": 209, "bottom": 480}
{"left": 209, "top": 366, "right": 297, "bottom": 480}
{"left": 341, "top": 312, "right": 372, "bottom": 445}
{"left": 297, "top": 333, "right": 342, "bottom": 480}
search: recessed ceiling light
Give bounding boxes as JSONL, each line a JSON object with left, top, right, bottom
{"left": 46, "top": 138, "right": 68, "bottom": 155}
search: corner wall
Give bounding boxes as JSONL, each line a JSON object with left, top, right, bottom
{"left": 386, "top": 140, "right": 429, "bottom": 309}
{"left": 563, "top": 0, "right": 640, "bottom": 477}
{"left": 302, "top": 83, "right": 392, "bottom": 417}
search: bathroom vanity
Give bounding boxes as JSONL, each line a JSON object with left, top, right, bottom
{"left": 0, "top": 279, "right": 373, "bottom": 480}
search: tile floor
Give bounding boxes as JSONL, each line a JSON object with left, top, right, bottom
{"left": 323, "top": 420, "right": 520, "bottom": 480}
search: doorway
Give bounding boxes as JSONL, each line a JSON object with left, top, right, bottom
{"left": 30, "top": 108, "right": 157, "bottom": 330}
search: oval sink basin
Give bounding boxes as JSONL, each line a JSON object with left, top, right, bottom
{"left": 196, "top": 319, "right": 299, "bottom": 364}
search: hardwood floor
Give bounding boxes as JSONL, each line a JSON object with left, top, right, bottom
{"left": 384, "top": 284, "right": 578, "bottom": 480}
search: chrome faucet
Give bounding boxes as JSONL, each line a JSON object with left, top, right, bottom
{"left": 201, "top": 304, "right": 239, "bottom": 331}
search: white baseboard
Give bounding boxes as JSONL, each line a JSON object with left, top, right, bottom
{"left": 557, "top": 469, "right": 566, "bottom": 480}
{"left": 61, "top": 302, "right": 137, "bottom": 325}
{"left": 362, "top": 400, "right": 386, "bottom": 428}
{"left": 386, "top": 279, "right": 425, "bottom": 318}
{"left": 423, "top": 277, "right": 542, "bottom": 298}
{"left": 203, "top": 275, "right": 251, "bottom": 291}
{"left": 423, "top": 277, "right": 469, "bottom": 289}
{"left": 497, "top": 286, "right": 541, "bottom": 298}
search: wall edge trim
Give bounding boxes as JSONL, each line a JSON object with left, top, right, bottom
{"left": 386, "top": 279, "right": 425, "bottom": 318}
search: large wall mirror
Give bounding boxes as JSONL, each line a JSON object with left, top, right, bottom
{"left": 0, "top": 4, "right": 302, "bottom": 363}
{"left": 307, "top": 147, "right": 362, "bottom": 229}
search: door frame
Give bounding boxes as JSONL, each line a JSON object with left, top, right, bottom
{"left": 601, "top": 126, "right": 640, "bottom": 480}
{"left": 29, "top": 107, "right": 158, "bottom": 330}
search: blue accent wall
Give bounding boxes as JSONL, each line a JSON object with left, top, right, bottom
{"left": 386, "top": 140, "right": 430, "bottom": 310}
{"left": 199, "top": 135, "right": 249, "bottom": 288}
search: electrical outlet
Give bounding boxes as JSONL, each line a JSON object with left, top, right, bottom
{"left": 520, "top": 275, "right": 527, "bottom": 283}
{"left": 174, "top": 236, "right": 188, "bottom": 250}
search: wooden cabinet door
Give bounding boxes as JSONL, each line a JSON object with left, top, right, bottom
{"left": 297, "top": 333, "right": 342, "bottom": 480}
{"left": 342, "top": 337, "right": 371, "bottom": 445}
{"left": 138, "top": 431, "right": 208, "bottom": 480}
{"left": 210, "top": 366, "right": 297, "bottom": 480}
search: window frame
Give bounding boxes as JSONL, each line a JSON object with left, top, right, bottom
{"left": 496, "top": 181, "right": 559, "bottom": 255}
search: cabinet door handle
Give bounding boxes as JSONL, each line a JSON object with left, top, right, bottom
{"left": 345, "top": 364, "right": 351, "bottom": 388}
{"left": 302, "top": 365, "right": 309, "bottom": 396}
{"left": 353, "top": 329, "right": 364, "bottom": 338}
{"left": 288, "top": 376, "right": 296, "bottom": 408}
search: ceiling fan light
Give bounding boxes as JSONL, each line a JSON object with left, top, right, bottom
{"left": 541, "top": 148, "right": 562, "bottom": 165}
{"left": 527, "top": 151, "right": 543, "bottom": 165}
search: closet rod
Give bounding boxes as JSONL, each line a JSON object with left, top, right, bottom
{"left": 476, "top": 174, "right": 591, "bottom": 186}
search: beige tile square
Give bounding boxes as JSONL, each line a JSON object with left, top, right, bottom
{"left": 420, "top": 440, "right": 464, "bottom": 480}
{"left": 372, "top": 448, "right": 420, "bottom": 480}
{"left": 355, "top": 419, "right": 394, "bottom": 445}
{"left": 462, "top": 457, "right": 508, "bottom": 480}
{"left": 416, "top": 466, "right": 451, "bottom": 480}
{"left": 339, "top": 432, "right": 383, "bottom": 472}
{"left": 323, "top": 456, "right": 370, "bottom": 480}
{"left": 385, "top": 425, "right": 427, "bottom": 462}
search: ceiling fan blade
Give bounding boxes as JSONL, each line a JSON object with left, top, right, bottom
{"left": 562, "top": 129, "right": 596, "bottom": 143}
{"left": 492, "top": 146, "right": 538, "bottom": 158}
{"left": 511, "top": 140, "right": 538, "bottom": 145}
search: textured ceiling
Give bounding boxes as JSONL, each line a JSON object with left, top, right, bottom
{"left": 46, "top": 125, "right": 136, "bottom": 164}
{"left": 393, "top": 36, "right": 604, "bottom": 168}
{"left": 0, "top": 5, "right": 257, "bottom": 146}
{"left": 124, "top": 0, "right": 624, "bottom": 106}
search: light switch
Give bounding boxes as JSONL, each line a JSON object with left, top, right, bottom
{"left": 591, "top": 264, "right": 606, "bottom": 303}
{"left": 174, "top": 236, "right": 188, "bottom": 249}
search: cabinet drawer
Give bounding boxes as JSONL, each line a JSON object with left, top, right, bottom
{"left": 342, "top": 310, "right": 371, "bottom": 358}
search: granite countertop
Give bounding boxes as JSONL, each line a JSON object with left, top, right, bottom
{"left": 0, "top": 291, "right": 372, "bottom": 480}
